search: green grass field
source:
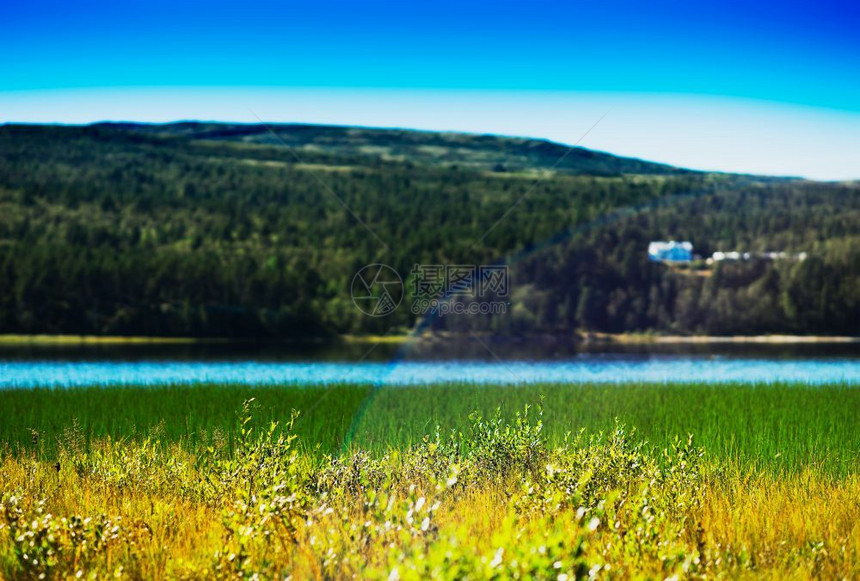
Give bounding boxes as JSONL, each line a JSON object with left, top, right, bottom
{"left": 1, "top": 382, "right": 858, "bottom": 578}
{"left": 3, "top": 381, "right": 858, "bottom": 474}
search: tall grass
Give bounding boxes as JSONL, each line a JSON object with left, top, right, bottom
{"left": 1, "top": 381, "right": 857, "bottom": 474}
{"left": 1, "top": 399, "right": 857, "bottom": 579}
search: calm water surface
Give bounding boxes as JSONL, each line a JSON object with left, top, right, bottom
{"left": 0, "top": 341, "right": 858, "bottom": 388}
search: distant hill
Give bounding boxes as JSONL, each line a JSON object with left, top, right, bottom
{"left": 0, "top": 122, "right": 856, "bottom": 338}
{"left": 95, "top": 121, "right": 695, "bottom": 177}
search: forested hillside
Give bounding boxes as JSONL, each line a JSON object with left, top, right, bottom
{"left": 0, "top": 123, "right": 856, "bottom": 337}
{"left": 457, "top": 180, "right": 860, "bottom": 337}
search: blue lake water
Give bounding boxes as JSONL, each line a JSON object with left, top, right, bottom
{"left": 1, "top": 355, "right": 858, "bottom": 388}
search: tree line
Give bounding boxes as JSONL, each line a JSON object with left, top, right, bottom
{"left": 0, "top": 125, "right": 856, "bottom": 337}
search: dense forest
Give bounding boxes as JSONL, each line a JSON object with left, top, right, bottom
{"left": 0, "top": 123, "right": 857, "bottom": 338}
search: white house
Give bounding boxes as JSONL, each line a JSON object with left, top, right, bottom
{"left": 648, "top": 241, "right": 693, "bottom": 263}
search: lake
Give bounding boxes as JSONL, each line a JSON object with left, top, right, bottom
{"left": 1, "top": 340, "right": 858, "bottom": 388}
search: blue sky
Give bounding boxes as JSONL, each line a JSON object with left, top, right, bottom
{"left": 2, "top": 0, "right": 859, "bottom": 178}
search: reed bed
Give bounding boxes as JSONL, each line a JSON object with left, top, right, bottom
{"left": 0, "top": 382, "right": 857, "bottom": 578}
{"left": 1, "top": 381, "right": 857, "bottom": 474}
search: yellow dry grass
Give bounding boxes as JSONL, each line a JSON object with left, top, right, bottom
{"left": 1, "top": 423, "right": 857, "bottom": 579}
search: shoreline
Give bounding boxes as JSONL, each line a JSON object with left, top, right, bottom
{"left": 0, "top": 334, "right": 211, "bottom": 345}
{"left": 587, "top": 333, "right": 860, "bottom": 344}
{"left": 0, "top": 333, "right": 858, "bottom": 346}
